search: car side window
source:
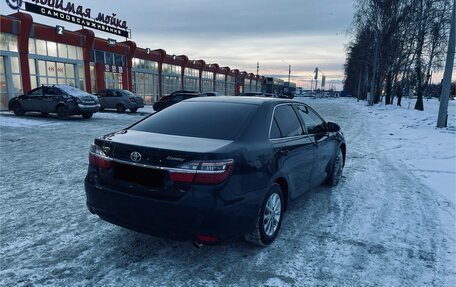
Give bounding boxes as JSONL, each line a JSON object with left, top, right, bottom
{"left": 271, "top": 105, "right": 303, "bottom": 138}
{"left": 28, "top": 88, "right": 43, "bottom": 97}
{"left": 106, "top": 90, "right": 115, "bottom": 97}
{"left": 296, "top": 105, "right": 326, "bottom": 134}
{"left": 45, "top": 87, "right": 60, "bottom": 95}
{"left": 115, "top": 91, "right": 123, "bottom": 97}
{"left": 97, "top": 90, "right": 106, "bottom": 97}
{"left": 270, "top": 118, "right": 282, "bottom": 139}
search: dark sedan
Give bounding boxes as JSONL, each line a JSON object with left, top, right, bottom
{"left": 85, "top": 97, "right": 346, "bottom": 246}
{"left": 9, "top": 85, "right": 100, "bottom": 119}
{"left": 152, "top": 90, "right": 199, "bottom": 111}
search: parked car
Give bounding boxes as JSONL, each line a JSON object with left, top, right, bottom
{"left": 152, "top": 90, "right": 199, "bottom": 111}
{"left": 85, "top": 96, "right": 346, "bottom": 246}
{"left": 95, "top": 89, "right": 144, "bottom": 113}
{"left": 8, "top": 85, "right": 100, "bottom": 119}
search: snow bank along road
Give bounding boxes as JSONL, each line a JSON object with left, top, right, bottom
{"left": 1, "top": 98, "right": 455, "bottom": 286}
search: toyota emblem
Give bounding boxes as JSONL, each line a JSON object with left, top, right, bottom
{"left": 130, "top": 151, "right": 142, "bottom": 162}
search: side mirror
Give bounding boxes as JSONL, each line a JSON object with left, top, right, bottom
{"left": 327, "top": 121, "right": 340, "bottom": 132}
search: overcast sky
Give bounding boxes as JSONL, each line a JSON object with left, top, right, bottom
{"left": 1, "top": 0, "right": 356, "bottom": 89}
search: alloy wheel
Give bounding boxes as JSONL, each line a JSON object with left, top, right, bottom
{"left": 263, "top": 193, "right": 282, "bottom": 236}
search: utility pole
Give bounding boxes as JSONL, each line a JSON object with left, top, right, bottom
{"left": 437, "top": 0, "right": 455, "bottom": 128}
{"left": 281, "top": 60, "right": 291, "bottom": 95}
{"left": 288, "top": 64, "right": 291, "bottom": 84}
{"left": 256, "top": 62, "right": 259, "bottom": 76}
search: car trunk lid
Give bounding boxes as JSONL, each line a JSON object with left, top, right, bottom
{"left": 92, "top": 130, "right": 234, "bottom": 200}
{"left": 95, "top": 130, "right": 232, "bottom": 167}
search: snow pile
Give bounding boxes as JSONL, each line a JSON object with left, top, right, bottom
{"left": 374, "top": 99, "right": 455, "bottom": 206}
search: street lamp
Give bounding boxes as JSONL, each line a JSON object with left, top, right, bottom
{"left": 281, "top": 60, "right": 291, "bottom": 84}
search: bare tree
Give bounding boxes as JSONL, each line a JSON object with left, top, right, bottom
{"left": 345, "top": 0, "right": 452, "bottom": 112}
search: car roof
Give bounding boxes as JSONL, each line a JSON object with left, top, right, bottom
{"left": 185, "top": 96, "right": 299, "bottom": 105}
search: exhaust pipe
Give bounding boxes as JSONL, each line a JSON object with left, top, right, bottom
{"left": 192, "top": 240, "right": 204, "bottom": 248}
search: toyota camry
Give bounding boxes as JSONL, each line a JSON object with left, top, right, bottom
{"left": 84, "top": 97, "right": 346, "bottom": 246}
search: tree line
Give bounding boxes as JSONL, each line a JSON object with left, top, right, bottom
{"left": 344, "top": 0, "right": 453, "bottom": 110}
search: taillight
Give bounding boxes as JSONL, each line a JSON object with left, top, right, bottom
{"left": 88, "top": 144, "right": 112, "bottom": 169}
{"left": 169, "top": 159, "right": 233, "bottom": 185}
{"left": 196, "top": 234, "right": 219, "bottom": 243}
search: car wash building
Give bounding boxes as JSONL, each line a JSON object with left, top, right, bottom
{"left": 0, "top": 1, "right": 263, "bottom": 109}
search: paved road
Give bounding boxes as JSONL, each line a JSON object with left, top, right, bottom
{"left": 1, "top": 101, "right": 454, "bottom": 286}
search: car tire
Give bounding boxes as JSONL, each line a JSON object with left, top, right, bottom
{"left": 56, "top": 106, "right": 70, "bottom": 120}
{"left": 12, "top": 102, "right": 25, "bottom": 116}
{"left": 244, "top": 184, "right": 283, "bottom": 246}
{"left": 130, "top": 107, "right": 138, "bottom": 113}
{"left": 325, "top": 148, "right": 344, "bottom": 186}
{"left": 116, "top": 104, "right": 126, "bottom": 113}
{"left": 82, "top": 113, "right": 93, "bottom": 119}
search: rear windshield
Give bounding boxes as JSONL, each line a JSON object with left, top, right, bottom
{"left": 131, "top": 101, "right": 258, "bottom": 140}
{"left": 56, "top": 85, "right": 91, "bottom": 97}
{"left": 121, "top": 90, "right": 135, "bottom": 96}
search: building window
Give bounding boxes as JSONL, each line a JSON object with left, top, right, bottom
{"left": 184, "top": 68, "right": 199, "bottom": 77}
{"left": 161, "top": 64, "right": 181, "bottom": 95}
{"left": 133, "top": 72, "right": 157, "bottom": 104}
{"left": 184, "top": 77, "right": 198, "bottom": 92}
{"left": 244, "top": 79, "right": 251, "bottom": 92}
{"left": 132, "top": 58, "right": 158, "bottom": 71}
{"left": 67, "top": 45, "right": 77, "bottom": 59}
{"left": 162, "top": 75, "right": 180, "bottom": 95}
{"left": 0, "top": 33, "right": 18, "bottom": 52}
{"left": 105, "top": 52, "right": 114, "bottom": 65}
{"left": 162, "top": 64, "right": 181, "bottom": 75}
{"left": 47, "top": 41, "right": 58, "bottom": 57}
{"left": 226, "top": 76, "right": 235, "bottom": 96}
{"left": 105, "top": 72, "right": 122, "bottom": 89}
{"left": 95, "top": 50, "right": 104, "bottom": 63}
{"left": 201, "top": 71, "right": 214, "bottom": 92}
{"left": 30, "top": 59, "right": 80, "bottom": 88}
{"left": 202, "top": 71, "right": 213, "bottom": 79}
{"left": 29, "top": 38, "right": 83, "bottom": 60}
{"left": 0, "top": 55, "right": 22, "bottom": 109}
{"left": 58, "top": 43, "right": 68, "bottom": 58}
{"left": 90, "top": 65, "right": 97, "bottom": 93}
{"left": 94, "top": 50, "right": 125, "bottom": 66}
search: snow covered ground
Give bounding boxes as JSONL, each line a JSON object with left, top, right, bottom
{"left": 0, "top": 98, "right": 455, "bottom": 286}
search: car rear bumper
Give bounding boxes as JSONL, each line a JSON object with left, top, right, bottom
{"left": 84, "top": 179, "right": 262, "bottom": 243}
{"left": 74, "top": 104, "right": 100, "bottom": 114}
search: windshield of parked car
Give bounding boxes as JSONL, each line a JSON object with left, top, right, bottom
{"left": 131, "top": 101, "right": 258, "bottom": 140}
{"left": 56, "top": 85, "right": 92, "bottom": 98}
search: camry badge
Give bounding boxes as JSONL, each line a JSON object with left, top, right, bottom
{"left": 166, "top": 156, "right": 185, "bottom": 162}
{"left": 130, "top": 151, "right": 142, "bottom": 162}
